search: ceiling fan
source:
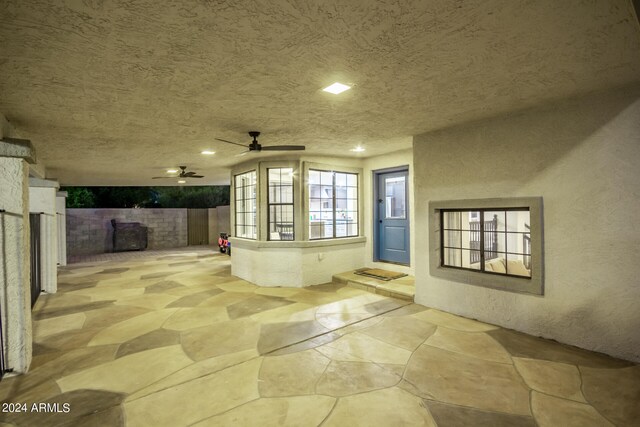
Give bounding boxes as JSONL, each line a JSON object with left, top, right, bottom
{"left": 152, "top": 166, "right": 204, "bottom": 179}
{"left": 215, "top": 131, "right": 305, "bottom": 154}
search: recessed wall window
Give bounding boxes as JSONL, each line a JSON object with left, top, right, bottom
{"left": 234, "top": 170, "right": 257, "bottom": 239}
{"left": 429, "top": 198, "right": 543, "bottom": 295}
{"left": 309, "top": 169, "right": 358, "bottom": 239}
{"left": 441, "top": 209, "right": 531, "bottom": 277}
{"left": 268, "top": 168, "right": 294, "bottom": 241}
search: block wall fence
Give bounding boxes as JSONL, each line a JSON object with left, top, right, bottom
{"left": 66, "top": 207, "right": 230, "bottom": 256}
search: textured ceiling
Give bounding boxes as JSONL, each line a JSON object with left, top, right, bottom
{"left": 1, "top": 0, "right": 639, "bottom": 185}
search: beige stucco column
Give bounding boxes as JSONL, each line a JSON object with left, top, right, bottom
{"left": 0, "top": 121, "right": 35, "bottom": 373}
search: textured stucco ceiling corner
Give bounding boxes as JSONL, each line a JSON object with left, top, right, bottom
{"left": 1, "top": 0, "right": 639, "bottom": 185}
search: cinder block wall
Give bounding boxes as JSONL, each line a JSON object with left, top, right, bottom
{"left": 66, "top": 208, "right": 188, "bottom": 256}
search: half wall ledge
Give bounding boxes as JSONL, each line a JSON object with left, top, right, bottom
{"left": 230, "top": 236, "right": 366, "bottom": 288}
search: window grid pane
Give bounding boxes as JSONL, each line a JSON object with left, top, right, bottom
{"left": 268, "top": 168, "right": 294, "bottom": 241}
{"left": 234, "top": 170, "right": 257, "bottom": 239}
{"left": 309, "top": 169, "right": 358, "bottom": 240}
{"left": 441, "top": 208, "right": 531, "bottom": 278}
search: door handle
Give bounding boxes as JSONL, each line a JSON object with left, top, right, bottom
{"left": 379, "top": 220, "right": 382, "bottom": 223}
{"left": 378, "top": 199, "right": 383, "bottom": 203}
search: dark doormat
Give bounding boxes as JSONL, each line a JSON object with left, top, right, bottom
{"left": 354, "top": 268, "right": 408, "bottom": 281}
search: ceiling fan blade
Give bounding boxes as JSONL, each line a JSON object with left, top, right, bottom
{"left": 261, "top": 145, "right": 306, "bottom": 151}
{"left": 152, "top": 176, "right": 175, "bottom": 179}
{"left": 215, "top": 138, "right": 248, "bottom": 148}
{"left": 183, "top": 172, "right": 197, "bottom": 176}
{"left": 189, "top": 175, "right": 204, "bottom": 178}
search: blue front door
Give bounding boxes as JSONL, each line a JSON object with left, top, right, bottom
{"left": 376, "top": 170, "right": 410, "bottom": 265}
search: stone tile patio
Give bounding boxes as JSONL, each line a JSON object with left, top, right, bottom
{"left": 0, "top": 248, "right": 638, "bottom": 426}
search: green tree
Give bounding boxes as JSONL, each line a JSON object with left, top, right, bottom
{"left": 65, "top": 187, "right": 96, "bottom": 208}
{"left": 91, "top": 187, "right": 156, "bottom": 208}
{"left": 154, "top": 186, "right": 230, "bottom": 208}
{"left": 60, "top": 186, "right": 230, "bottom": 208}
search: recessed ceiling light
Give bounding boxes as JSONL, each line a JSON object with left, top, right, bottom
{"left": 350, "top": 146, "right": 365, "bottom": 152}
{"left": 201, "top": 150, "right": 215, "bottom": 155}
{"left": 178, "top": 180, "right": 186, "bottom": 184}
{"left": 323, "top": 82, "right": 351, "bottom": 94}
{"left": 167, "top": 169, "right": 178, "bottom": 174}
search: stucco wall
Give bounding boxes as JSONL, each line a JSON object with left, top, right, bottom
{"left": 231, "top": 240, "right": 366, "bottom": 287}
{"left": 0, "top": 157, "right": 32, "bottom": 373}
{"left": 413, "top": 85, "right": 640, "bottom": 362}
{"left": 66, "top": 208, "right": 188, "bottom": 256}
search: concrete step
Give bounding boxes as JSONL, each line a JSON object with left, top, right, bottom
{"left": 333, "top": 269, "right": 415, "bottom": 301}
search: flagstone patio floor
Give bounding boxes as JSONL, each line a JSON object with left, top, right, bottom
{"left": 0, "top": 247, "right": 638, "bottom": 426}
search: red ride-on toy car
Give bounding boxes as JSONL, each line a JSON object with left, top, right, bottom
{"left": 218, "top": 233, "right": 231, "bottom": 255}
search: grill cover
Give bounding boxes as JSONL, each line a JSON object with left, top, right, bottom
{"left": 111, "top": 219, "right": 148, "bottom": 252}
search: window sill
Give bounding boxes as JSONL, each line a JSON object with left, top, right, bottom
{"left": 431, "top": 265, "right": 542, "bottom": 295}
{"left": 229, "top": 236, "right": 366, "bottom": 249}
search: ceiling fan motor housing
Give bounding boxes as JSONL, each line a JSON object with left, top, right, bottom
{"left": 248, "top": 131, "right": 262, "bottom": 151}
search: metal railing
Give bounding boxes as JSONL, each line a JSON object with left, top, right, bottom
{"left": 469, "top": 214, "right": 499, "bottom": 264}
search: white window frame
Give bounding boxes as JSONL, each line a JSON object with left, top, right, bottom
{"left": 267, "top": 167, "right": 295, "bottom": 241}
{"left": 233, "top": 170, "right": 257, "bottom": 240}
{"left": 303, "top": 162, "right": 362, "bottom": 241}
